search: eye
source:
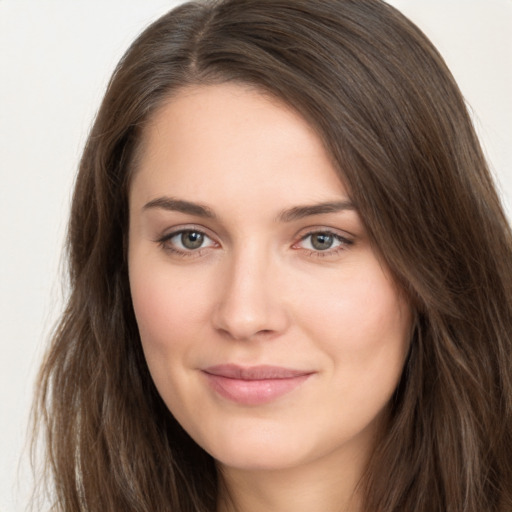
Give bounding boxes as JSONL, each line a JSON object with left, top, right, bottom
{"left": 306, "top": 232, "right": 338, "bottom": 251}
{"left": 175, "top": 230, "right": 207, "bottom": 250}
{"left": 295, "top": 230, "right": 352, "bottom": 255}
{"left": 158, "top": 229, "right": 217, "bottom": 254}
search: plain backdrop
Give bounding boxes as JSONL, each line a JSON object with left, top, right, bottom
{"left": 0, "top": 1, "right": 511, "bottom": 511}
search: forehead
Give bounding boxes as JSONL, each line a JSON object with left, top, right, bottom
{"left": 130, "top": 83, "right": 348, "bottom": 213}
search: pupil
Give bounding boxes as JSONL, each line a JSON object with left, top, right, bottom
{"left": 311, "top": 233, "right": 333, "bottom": 250}
{"left": 181, "top": 231, "right": 204, "bottom": 249}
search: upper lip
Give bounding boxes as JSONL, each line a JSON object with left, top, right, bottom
{"left": 203, "top": 364, "right": 313, "bottom": 380}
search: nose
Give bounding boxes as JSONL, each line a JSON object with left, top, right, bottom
{"left": 211, "top": 246, "right": 290, "bottom": 341}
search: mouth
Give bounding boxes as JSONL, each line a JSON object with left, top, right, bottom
{"left": 202, "top": 364, "right": 314, "bottom": 405}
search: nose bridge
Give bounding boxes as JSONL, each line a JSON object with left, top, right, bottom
{"left": 212, "top": 240, "right": 287, "bottom": 340}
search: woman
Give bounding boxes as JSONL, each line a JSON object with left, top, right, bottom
{"left": 33, "top": 0, "right": 512, "bottom": 511}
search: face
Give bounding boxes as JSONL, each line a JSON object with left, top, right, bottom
{"left": 128, "top": 83, "right": 412, "bottom": 473}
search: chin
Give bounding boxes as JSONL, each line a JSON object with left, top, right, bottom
{"left": 197, "top": 424, "right": 323, "bottom": 473}
{"left": 214, "top": 446, "right": 310, "bottom": 472}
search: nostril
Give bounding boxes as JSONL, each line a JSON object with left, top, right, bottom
{"left": 216, "top": 327, "right": 274, "bottom": 342}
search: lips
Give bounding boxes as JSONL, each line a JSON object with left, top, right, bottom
{"left": 202, "top": 364, "right": 314, "bottom": 405}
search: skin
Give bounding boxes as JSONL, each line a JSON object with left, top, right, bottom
{"left": 128, "top": 83, "right": 412, "bottom": 512}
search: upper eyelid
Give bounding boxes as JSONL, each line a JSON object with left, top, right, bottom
{"left": 295, "top": 225, "right": 355, "bottom": 240}
{"left": 299, "top": 231, "right": 349, "bottom": 241}
{"left": 156, "top": 224, "right": 217, "bottom": 242}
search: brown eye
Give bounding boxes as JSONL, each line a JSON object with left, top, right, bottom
{"left": 180, "top": 231, "right": 205, "bottom": 250}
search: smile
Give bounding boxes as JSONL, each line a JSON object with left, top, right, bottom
{"left": 202, "top": 364, "right": 314, "bottom": 405}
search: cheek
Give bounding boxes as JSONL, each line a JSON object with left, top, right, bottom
{"left": 128, "top": 255, "right": 212, "bottom": 358}
{"left": 299, "top": 267, "right": 411, "bottom": 441}
{"left": 297, "top": 261, "right": 411, "bottom": 378}
{"left": 128, "top": 255, "right": 218, "bottom": 418}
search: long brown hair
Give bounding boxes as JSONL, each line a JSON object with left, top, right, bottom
{"left": 33, "top": 1, "right": 512, "bottom": 510}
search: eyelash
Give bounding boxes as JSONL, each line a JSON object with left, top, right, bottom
{"left": 156, "top": 228, "right": 353, "bottom": 259}
{"left": 156, "top": 228, "right": 217, "bottom": 258}
{"left": 295, "top": 230, "right": 353, "bottom": 258}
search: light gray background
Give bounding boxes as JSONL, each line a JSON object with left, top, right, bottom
{"left": 1, "top": 1, "right": 511, "bottom": 510}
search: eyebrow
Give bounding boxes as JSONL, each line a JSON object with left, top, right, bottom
{"left": 277, "top": 200, "right": 356, "bottom": 222}
{"left": 143, "top": 197, "right": 216, "bottom": 218}
{"left": 142, "top": 196, "right": 355, "bottom": 222}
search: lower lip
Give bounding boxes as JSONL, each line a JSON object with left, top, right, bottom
{"left": 203, "top": 373, "right": 311, "bottom": 405}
